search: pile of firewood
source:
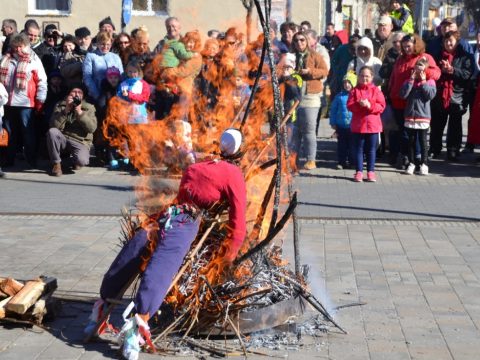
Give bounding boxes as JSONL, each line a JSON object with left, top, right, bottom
{"left": 0, "top": 276, "right": 58, "bottom": 325}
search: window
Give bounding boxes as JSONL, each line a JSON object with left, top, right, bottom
{"left": 132, "top": 0, "right": 168, "bottom": 16}
{"left": 29, "top": 0, "right": 71, "bottom": 15}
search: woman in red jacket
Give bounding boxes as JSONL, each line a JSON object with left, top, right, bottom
{"left": 347, "top": 66, "right": 386, "bottom": 182}
{"left": 388, "top": 34, "right": 440, "bottom": 168}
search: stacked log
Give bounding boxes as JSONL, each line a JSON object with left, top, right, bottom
{"left": 0, "top": 276, "right": 57, "bottom": 325}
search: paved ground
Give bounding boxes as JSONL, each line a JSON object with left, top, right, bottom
{"left": 0, "top": 119, "right": 480, "bottom": 359}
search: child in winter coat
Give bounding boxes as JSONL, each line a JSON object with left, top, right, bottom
{"left": 329, "top": 71, "right": 356, "bottom": 169}
{"left": 0, "top": 82, "right": 8, "bottom": 177}
{"left": 118, "top": 61, "right": 151, "bottom": 125}
{"left": 113, "top": 60, "right": 150, "bottom": 169}
{"left": 399, "top": 57, "right": 436, "bottom": 175}
{"left": 279, "top": 53, "right": 302, "bottom": 151}
{"left": 99, "top": 66, "right": 124, "bottom": 169}
{"left": 347, "top": 66, "right": 386, "bottom": 182}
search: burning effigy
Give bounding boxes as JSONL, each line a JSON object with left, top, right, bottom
{"left": 84, "top": 1, "right": 345, "bottom": 358}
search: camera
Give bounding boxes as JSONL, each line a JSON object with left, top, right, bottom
{"left": 72, "top": 96, "right": 81, "bottom": 107}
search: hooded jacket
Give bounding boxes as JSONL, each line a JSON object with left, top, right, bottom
{"left": 347, "top": 82, "right": 385, "bottom": 133}
{"left": 347, "top": 37, "right": 383, "bottom": 86}
{"left": 389, "top": 52, "right": 441, "bottom": 110}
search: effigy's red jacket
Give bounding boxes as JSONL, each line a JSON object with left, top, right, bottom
{"left": 177, "top": 160, "right": 247, "bottom": 258}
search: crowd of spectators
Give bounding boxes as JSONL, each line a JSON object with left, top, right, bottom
{"left": 0, "top": 0, "right": 479, "bottom": 181}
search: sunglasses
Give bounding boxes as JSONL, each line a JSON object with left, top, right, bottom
{"left": 294, "top": 38, "right": 306, "bottom": 42}
{"left": 119, "top": 41, "right": 130, "bottom": 44}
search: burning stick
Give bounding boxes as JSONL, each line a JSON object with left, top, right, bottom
{"left": 234, "top": 193, "right": 297, "bottom": 266}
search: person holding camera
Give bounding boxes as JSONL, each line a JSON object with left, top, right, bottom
{"left": 46, "top": 84, "right": 97, "bottom": 176}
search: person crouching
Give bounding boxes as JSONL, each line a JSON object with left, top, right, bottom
{"left": 46, "top": 84, "right": 97, "bottom": 176}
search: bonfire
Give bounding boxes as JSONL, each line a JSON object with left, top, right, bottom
{"left": 95, "top": 0, "right": 346, "bottom": 356}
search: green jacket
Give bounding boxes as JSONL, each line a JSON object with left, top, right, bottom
{"left": 161, "top": 38, "right": 194, "bottom": 68}
{"left": 50, "top": 100, "right": 97, "bottom": 146}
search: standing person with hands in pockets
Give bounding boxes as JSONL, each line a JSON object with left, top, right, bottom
{"left": 399, "top": 57, "right": 436, "bottom": 175}
{"left": 347, "top": 66, "right": 386, "bottom": 182}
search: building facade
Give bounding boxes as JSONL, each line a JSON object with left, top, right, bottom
{"left": 1, "top": 0, "right": 328, "bottom": 42}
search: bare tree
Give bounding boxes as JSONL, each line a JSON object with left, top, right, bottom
{"left": 241, "top": 0, "right": 255, "bottom": 43}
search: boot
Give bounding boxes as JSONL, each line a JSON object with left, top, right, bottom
{"left": 51, "top": 163, "right": 62, "bottom": 177}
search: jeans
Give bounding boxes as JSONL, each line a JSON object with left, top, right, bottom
{"left": 352, "top": 133, "right": 379, "bottom": 172}
{"left": 3, "top": 106, "right": 36, "bottom": 166}
{"left": 336, "top": 127, "right": 353, "bottom": 165}
{"left": 406, "top": 128, "right": 428, "bottom": 165}
{"left": 293, "top": 106, "right": 319, "bottom": 161}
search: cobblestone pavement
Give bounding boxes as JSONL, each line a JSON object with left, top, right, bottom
{"left": 0, "top": 119, "right": 479, "bottom": 359}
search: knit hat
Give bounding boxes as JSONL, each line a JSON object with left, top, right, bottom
{"left": 74, "top": 26, "right": 91, "bottom": 38}
{"left": 106, "top": 66, "right": 121, "bottom": 78}
{"left": 220, "top": 128, "right": 243, "bottom": 157}
{"left": 284, "top": 52, "right": 296, "bottom": 68}
{"left": 99, "top": 16, "right": 115, "bottom": 31}
{"left": 343, "top": 71, "right": 357, "bottom": 87}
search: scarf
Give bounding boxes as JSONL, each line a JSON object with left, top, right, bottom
{"left": 295, "top": 50, "right": 308, "bottom": 72}
{"left": 438, "top": 50, "right": 455, "bottom": 109}
{"left": 0, "top": 51, "right": 31, "bottom": 90}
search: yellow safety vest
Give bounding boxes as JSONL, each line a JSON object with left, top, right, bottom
{"left": 391, "top": 4, "right": 414, "bottom": 34}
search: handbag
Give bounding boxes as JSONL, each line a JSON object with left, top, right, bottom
{"left": 0, "top": 128, "right": 8, "bottom": 147}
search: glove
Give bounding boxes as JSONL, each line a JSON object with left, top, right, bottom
{"left": 34, "top": 100, "right": 44, "bottom": 114}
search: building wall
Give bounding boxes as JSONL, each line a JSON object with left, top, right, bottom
{"left": 1, "top": 0, "right": 324, "bottom": 44}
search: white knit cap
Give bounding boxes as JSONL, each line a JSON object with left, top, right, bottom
{"left": 220, "top": 128, "right": 243, "bottom": 156}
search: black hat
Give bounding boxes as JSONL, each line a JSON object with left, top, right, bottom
{"left": 99, "top": 16, "right": 115, "bottom": 31}
{"left": 74, "top": 26, "right": 91, "bottom": 38}
{"left": 68, "top": 82, "right": 87, "bottom": 95}
{"left": 44, "top": 23, "right": 57, "bottom": 37}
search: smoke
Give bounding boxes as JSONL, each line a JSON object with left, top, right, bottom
{"left": 306, "top": 265, "right": 336, "bottom": 317}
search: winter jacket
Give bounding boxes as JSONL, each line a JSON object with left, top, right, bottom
{"left": 0, "top": 82, "right": 8, "bottom": 124}
{"left": 372, "top": 31, "right": 393, "bottom": 61}
{"left": 329, "top": 44, "right": 354, "bottom": 95}
{"left": 347, "top": 37, "right": 383, "bottom": 86}
{"left": 399, "top": 79, "right": 436, "bottom": 129}
{"left": 329, "top": 90, "right": 352, "bottom": 129}
{"left": 390, "top": 4, "right": 414, "bottom": 34}
{"left": 389, "top": 53, "right": 440, "bottom": 110}
{"left": 49, "top": 99, "right": 97, "bottom": 146}
{"left": 0, "top": 49, "right": 47, "bottom": 108}
{"left": 82, "top": 49, "right": 124, "bottom": 101}
{"left": 58, "top": 51, "right": 85, "bottom": 89}
{"left": 117, "top": 77, "right": 151, "bottom": 124}
{"left": 379, "top": 46, "right": 401, "bottom": 97}
{"left": 347, "top": 82, "right": 385, "bottom": 133}
{"left": 35, "top": 42, "right": 61, "bottom": 76}
{"left": 155, "top": 37, "right": 194, "bottom": 68}
{"left": 437, "top": 45, "right": 475, "bottom": 107}
{"left": 295, "top": 49, "right": 328, "bottom": 95}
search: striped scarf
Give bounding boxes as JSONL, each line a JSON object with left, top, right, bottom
{"left": 0, "top": 51, "right": 31, "bottom": 90}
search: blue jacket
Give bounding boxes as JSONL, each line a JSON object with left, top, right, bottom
{"left": 82, "top": 49, "right": 124, "bottom": 101}
{"left": 329, "top": 90, "right": 352, "bottom": 129}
